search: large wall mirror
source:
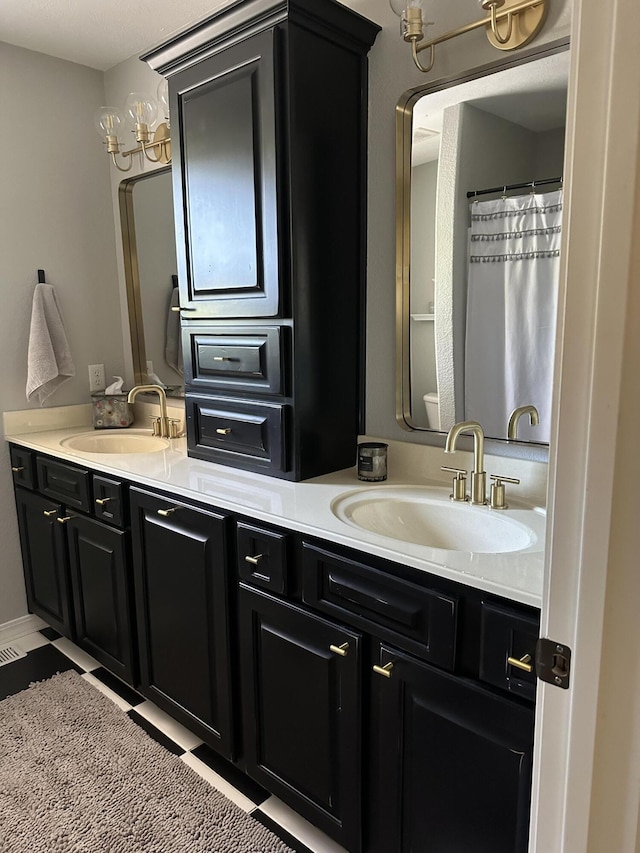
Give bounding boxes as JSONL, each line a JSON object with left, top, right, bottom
{"left": 119, "top": 167, "right": 183, "bottom": 396}
{"left": 396, "top": 44, "right": 570, "bottom": 445}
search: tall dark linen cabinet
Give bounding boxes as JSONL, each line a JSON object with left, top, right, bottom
{"left": 143, "top": 0, "right": 380, "bottom": 481}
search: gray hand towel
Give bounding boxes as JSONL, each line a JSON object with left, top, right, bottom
{"left": 26, "top": 283, "right": 76, "bottom": 405}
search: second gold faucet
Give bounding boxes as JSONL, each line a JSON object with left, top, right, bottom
{"left": 444, "top": 420, "right": 486, "bottom": 505}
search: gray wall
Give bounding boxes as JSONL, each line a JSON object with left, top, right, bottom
{"left": 0, "top": 42, "right": 124, "bottom": 625}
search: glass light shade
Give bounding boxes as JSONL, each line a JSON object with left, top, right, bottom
{"left": 157, "top": 79, "right": 170, "bottom": 119}
{"left": 94, "top": 106, "right": 124, "bottom": 140}
{"left": 124, "top": 92, "right": 158, "bottom": 128}
{"left": 389, "top": 0, "right": 424, "bottom": 13}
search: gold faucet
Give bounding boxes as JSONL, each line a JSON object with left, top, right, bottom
{"left": 445, "top": 420, "right": 486, "bottom": 505}
{"left": 127, "top": 384, "right": 177, "bottom": 439}
{"left": 508, "top": 405, "right": 539, "bottom": 440}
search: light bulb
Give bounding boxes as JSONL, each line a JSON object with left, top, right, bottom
{"left": 390, "top": 0, "right": 424, "bottom": 12}
{"left": 93, "top": 106, "right": 124, "bottom": 141}
{"left": 156, "top": 79, "right": 170, "bottom": 122}
{"left": 124, "top": 92, "right": 158, "bottom": 129}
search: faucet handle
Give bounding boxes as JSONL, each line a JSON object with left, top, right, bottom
{"left": 489, "top": 474, "right": 520, "bottom": 510}
{"left": 441, "top": 466, "right": 469, "bottom": 502}
{"left": 167, "top": 418, "right": 183, "bottom": 439}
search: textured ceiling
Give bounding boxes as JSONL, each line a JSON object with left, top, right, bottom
{"left": 0, "top": 0, "right": 233, "bottom": 71}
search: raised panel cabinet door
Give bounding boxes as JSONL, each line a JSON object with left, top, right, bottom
{"left": 130, "top": 488, "right": 233, "bottom": 759}
{"left": 170, "top": 28, "right": 279, "bottom": 318}
{"left": 13, "top": 487, "right": 73, "bottom": 638}
{"left": 66, "top": 515, "right": 135, "bottom": 686}
{"left": 238, "top": 584, "right": 362, "bottom": 853}
{"left": 369, "top": 645, "right": 535, "bottom": 853}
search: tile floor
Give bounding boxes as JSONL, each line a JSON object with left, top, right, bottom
{"left": 1, "top": 627, "right": 349, "bottom": 853}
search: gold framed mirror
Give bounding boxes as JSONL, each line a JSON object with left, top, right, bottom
{"left": 395, "top": 41, "right": 570, "bottom": 445}
{"left": 119, "top": 167, "right": 183, "bottom": 396}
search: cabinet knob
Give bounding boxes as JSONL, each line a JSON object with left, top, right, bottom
{"left": 330, "top": 642, "right": 350, "bottom": 657}
{"left": 507, "top": 653, "right": 533, "bottom": 673}
{"left": 95, "top": 497, "right": 112, "bottom": 506}
{"left": 11, "top": 466, "right": 25, "bottom": 473}
{"left": 43, "top": 509, "right": 58, "bottom": 517}
{"left": 373, "top": 662, "right": 394, "bottom": 678}
{"left": 216, "top": 427, "right": 232, "bottom": 435}
{"left": 56, "top": 516, "right": 72, "bottom": 525}
{"left": 245, "top": 554, "right": 264, "bottom": 566}
{"left": 157, "top": 507, "right": 179, "bottom": 517}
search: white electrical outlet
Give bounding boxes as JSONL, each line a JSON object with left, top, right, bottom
{"left": 88, "top": 363, "right": 105, "bottom": 393}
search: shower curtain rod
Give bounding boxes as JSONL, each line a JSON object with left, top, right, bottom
{"left": 466, "top": 176, "right": 563, "bottom": 199}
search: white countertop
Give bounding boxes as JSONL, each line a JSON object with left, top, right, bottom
{"left": 5, "top": 422, "right": 544, "bottom": 608}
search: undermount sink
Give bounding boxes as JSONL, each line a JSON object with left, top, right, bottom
{"left": 60, "top": 431, "right": 170, "bottom": 454}
{"left": 331, "top": 486, "right": 542, "bottom": 554}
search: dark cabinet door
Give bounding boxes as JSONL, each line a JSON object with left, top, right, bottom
{"left": 171, "top": 28, "right": 279, "bottom": 319}
{"left": 14, "top": 488, "right": 73, "bottom": 638}
{"left": 130, "top": 488, "right": 234, "bottom": 759}
{"left": 66, "top": 515, "right": 136, "bottom": 685}
{"left": 238, "top": 584, "right": 362, "bottom": 852}
{"left": 369, "top": 644, "right": 535, "bottom": 853}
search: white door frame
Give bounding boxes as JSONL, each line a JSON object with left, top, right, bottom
{"left": 531, "top": 0, "right": 640, "bottom": 849}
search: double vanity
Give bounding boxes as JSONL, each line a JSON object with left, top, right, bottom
{"left": 7, "top": 412, "right": 543, "bottom": 853}
{"left": 4, "top": 0, "right": 563, "bottom": 848}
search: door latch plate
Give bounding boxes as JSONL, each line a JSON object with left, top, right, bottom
{"left": 535, "top": 638, "right": 571, "bottom": 689}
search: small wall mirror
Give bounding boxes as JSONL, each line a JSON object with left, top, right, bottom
{"left": 396, "top": 45, "right": 569, "bottom": 444}
{"left": 119, "top": 167, "right": 183, "bottom": 396}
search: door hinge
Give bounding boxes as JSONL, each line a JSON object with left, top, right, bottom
{"left": 535, "top": 638, "right": 571, "bottom": 689}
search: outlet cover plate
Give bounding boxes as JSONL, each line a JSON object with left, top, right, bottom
{"left": 88, "top": 363, "right": 105, "bottom": 393}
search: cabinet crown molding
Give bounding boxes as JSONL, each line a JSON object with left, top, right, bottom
{"left": 141, "top": 0, "right": 380, "bottom": 76}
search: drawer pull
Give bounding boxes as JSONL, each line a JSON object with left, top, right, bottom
{"left": 213, "top": 356, "right": 232, "bottom": 362}
{"left": 43, "top": 509, "right": 58, "bottom": 517}
{"left": 507, "top": 653, "right": 533, "bottom": 673}
{"left": 330, "top": 642, "right": 350, "bottom": 657}
{"left": 170, "top": 306, "right": 181, "bottom": 312}
{"left": 11, "top": 466, "right": 25, "bottom": 473}
{"left": 373, "top": 662, "right": 394, "bottom": 678}
{"left": 157, "top": 507, "right": 179, "bottom": 517}
{"left": 57, "top": 516, "right": 72, "bottom": 525}
{"left": 328, "top": 573, "right": 421, "bottom": 628}
{"left": 95, "top": 497, "right": 112, "bottom": 506}
{"left": 245, "top": 554, "right": 264, "bottom": 566}
{"left": 216, "top": 428, "right": 232, "bottom": 435}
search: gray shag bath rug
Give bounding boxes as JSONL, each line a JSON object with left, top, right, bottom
{"left": 0, "top": 670, "right": 293, "bottom": 853}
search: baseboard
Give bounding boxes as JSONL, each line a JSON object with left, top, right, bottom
{"left": 0, "top": 614, "right": 48, "bottom": 644}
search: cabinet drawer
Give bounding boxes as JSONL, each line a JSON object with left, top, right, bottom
{"left": 93, "top": 475, "right": 126, "bottom": 528}
{"left": 36, "top": 457, "right": 91, "bottom": 512}
{"left": 184, "top": 326, "right": 286, "bottom": 395}
{"left": 237, "top": 521, "right": 289, "bottom": 594}
{"left": 186, "top": 394, "right": 287, "bottom": 473}
{"left": 302, "top": 542, "right": 458, "bottom": 672}
{"left": 9, "top": 445, "right": 35, "bottom": 490}
{"left": 479, "top": 601, "right": 540, "bottom": 702}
